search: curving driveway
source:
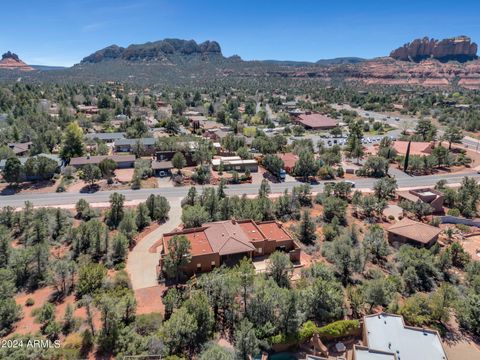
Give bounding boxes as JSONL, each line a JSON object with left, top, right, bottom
{"left": 126, "top": 198, "right": 182, "bottom": 290}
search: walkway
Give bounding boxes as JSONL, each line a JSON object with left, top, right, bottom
{"left": 126, "top": 198, "right": 182, "bottom": 290}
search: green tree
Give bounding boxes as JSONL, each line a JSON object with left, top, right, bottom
{"left": 107, "top": 192, "right": 125, "bottom": 228}
{"left": 98, "top": 158, "right": 117, "bottom": 179}
{"left": 160, "top": 307, "right": 197, "bottom": 356}
{"left": 267, "top": 251, "right": 292, "bottom": 288}
{"left": 80, "top": 164, "right": 102, "bottom": 188}
{"left": 442, "top": 125, "right": 463, "bottom": 150}
{"left": 363, "top": 225, "right": 389, "bottom": 263}
{"left": 135, "top": 202, "right": 151, "bottom": 230}
{"left": 163, "top": 235, "right": 192, "bottom": 281}
{"left": 145, "top": 194, "right": 170, "bottom": 222}
{"left": 199, "top": 343, "right": 235, "bottom": 360}
{"left": 76, "top": 263, "right": 107, "bottom": 298}
{"left": 60, "top": 122, "right": 85, "bottom": 161}
{"left": 172, "top": 152, "right": 187, "bottom": 174}
{"left": 294, "top": 150, "right": 319, "bottom": 180}
{"left": 183, "top": 290, "right": 215, "bottom": 347}
{"left": 0, "top": 226, "right": 11, "bottom": 268}
{"left": 3, "top": 157, "right": 23, "bottom": 185}
{"left": 415, "top": 119, "right": 437, "bottom": 141}
{"left": 298, "top": 210, "right": 317, "bottom": 245}
{"left": 373, "top": 177, "right": 398, "bottom": 200}
{"left": 263, "top": 154, "right": 284, "bottom": 178}
{"left": 182, "top": 204, "right": 210, "bottom": 228}
{"left": 111, "top": 233, "right": 129, "bottom": 264}
{"left": 234, "top": 319, "right": 259, "bottom": 360}
{"left": 118, "top": 209, "right": 138, "bottom": 246}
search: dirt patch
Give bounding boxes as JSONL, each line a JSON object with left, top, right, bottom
{"left": 115, "top": 168, "right": 134, "bottom": 183}
{"left": 0, "top": 179, "right": 59, "bottom": 195}
{"left": 135, "top": 285, "right": 166, "bottom": 315}
{"left": 141, "top": 177, "right": 158, "bottom": 189}
{"left": 461, "top": 235, "right": 480, "bottom": 260}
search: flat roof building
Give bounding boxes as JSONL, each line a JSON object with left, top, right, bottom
{"left": 211, "top": 156, "right": 258, "bottom": 173}
{"left": 354, "top": 313, "right": 448, "bottom": 360}
{"left": 397, "top": 188, "right": 444, "bottom": 213}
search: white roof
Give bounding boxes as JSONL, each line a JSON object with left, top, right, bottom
{"left": 355, "top": 347, "right": 395, "bottom": 360}
{"left": 364, "top": 314, "right": 447, "bottom": 360}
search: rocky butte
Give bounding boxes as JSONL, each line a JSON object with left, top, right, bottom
{"left": 390, "top": 36, "right": 478, "bottom": 63}
{"left": 0, "top": 51, "right": 34, "bottom": 71}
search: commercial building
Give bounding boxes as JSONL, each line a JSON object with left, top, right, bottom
{"left": 160, "top": 220, "right": 301, "bottom": 277}
{"left": 292, "top": 112, "right": 338, "bottom": 130}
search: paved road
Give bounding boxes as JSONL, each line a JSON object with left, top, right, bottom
{"left": 126, "top": 199, "right": 181, "bottom": 290}
{"left": 2, "top": 172, "right": 479, "bottom": 208}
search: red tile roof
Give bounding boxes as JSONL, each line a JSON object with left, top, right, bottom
{"left": 163, "top": 220, "right": 293, "bottom": 257}
{"left": 238, "top": 221, "right": 265, "bottom": 241}
{"left": 295, "top": 113, "right": 337, "bottom": 129}
{"left": 257, "top": 221, "right": 292, "bottom": 241}
{"left": 163, "top": 228, "right": 213, "bottom": 256}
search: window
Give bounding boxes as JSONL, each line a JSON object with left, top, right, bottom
{"left": 257, "top": 247, "right": 263, "bottom": 254}
{"left": 196, "top": 263, "right": 201, "bottom": 271}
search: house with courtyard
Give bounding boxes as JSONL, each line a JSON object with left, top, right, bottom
{"left": 397, "top": 188, "right": 444, "bottom": 213}
{"left": 353, "top": 313, "right": 448, "bottom": 360}
{"left": 160, "top": 219, "right": 301, "bottom": 278}
{"left": 387, "top": 218, "right": 441, "bottom": 248}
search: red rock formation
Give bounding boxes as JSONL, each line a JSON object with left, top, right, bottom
{"left": 390, "top": 36, "right": 477, "bottom": 63}
{"left": 0, "top": 52, "right": 34, "bottom": 71}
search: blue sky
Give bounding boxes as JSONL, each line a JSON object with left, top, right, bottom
{"left": 2, "top": 0, "right": 480, "bottom": 66}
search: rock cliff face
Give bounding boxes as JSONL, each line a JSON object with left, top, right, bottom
{"left": 81, "top": 39, "right": 223, "bottom": 63}
{"left": 0, "top": 52, "right": 34, "bottom": 71}
{"left": 390, "top": 36, "right": 477, "bottom": 63}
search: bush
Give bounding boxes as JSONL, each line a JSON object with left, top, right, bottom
{"left": 447, "top": 208, "right": 461, "bottom": 217}
{"left": 25, "top": 298, "right": 35, "bottom": 306}
{"left": 317, "top": 320, "right": 360, "bottom": 340}
{"left": 298, "top": 320, "right": 319, "bottom": 343}
{"left": 456, "top": 224, "right": 471, "bottom": 233}
{"left": 388, "top": 215, "right": 395, "bottom": 220}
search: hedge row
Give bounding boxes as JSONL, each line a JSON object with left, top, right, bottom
{"left": 271, "top": 319, "right": 360, "bottom": 345}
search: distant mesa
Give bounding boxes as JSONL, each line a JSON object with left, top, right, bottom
{"left": 81, "top": 39, "right": 223, "bottom": 63}
{"left": 0, "top": 51, "right": 34, "bottom": 71}
{"left": 390, "top": 36, "right": 478, "bottom": 63}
